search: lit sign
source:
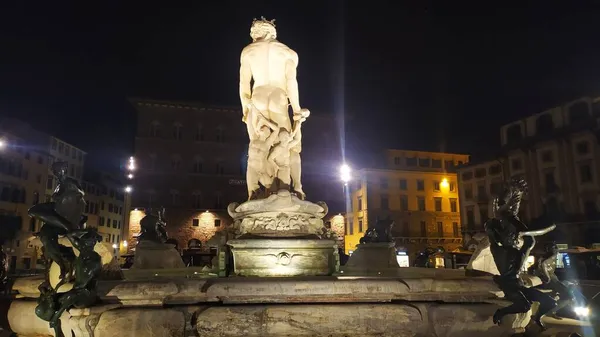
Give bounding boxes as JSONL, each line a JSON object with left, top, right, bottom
{"left": 229, "top": 179, "right": 246, "bottom": 185}
{"left": 396, "top": 252, "right": 409, "bottom": 267}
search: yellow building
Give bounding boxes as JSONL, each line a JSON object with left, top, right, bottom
{"left": 344, "top": 150, "right": 469, "bottom": 263}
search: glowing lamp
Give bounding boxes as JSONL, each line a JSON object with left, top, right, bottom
{"left": 112, "top": 244, "right": 118, "bottom": 249}
{"left": 340, "top": 164, "right": 351, "bottom": 184}
{"left": 0, "top": 140, "right": 5, "bottom": 149}
{"left": 123, "top": 240, "right": 128, "bottom": 247}
{"left": 124, "top": 186, "right": 132, "bottom": 193}
{"left": 440, "top": 178, "right": 449, "bottom": 189}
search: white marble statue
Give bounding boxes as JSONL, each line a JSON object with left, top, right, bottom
{"left": 246, "top": 117, "right": 279, "bottom": 199}
{"left": 239, "top": 17, "right": 309, "bottom": 199}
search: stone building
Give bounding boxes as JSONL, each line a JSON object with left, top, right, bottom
{"left": 82, "top": 171, "right": 131, "bottom": 258}
{"left": 458, "top": 95, "right": 600, "bottom": 249}
{"left": 344, "top": 149, "right": 470, "bottom": 263}
{"left": 128, "top": 98, "right": 345, "bottom": 251}
{"left": 0, "top": 118, "right": 86, "bottom": 270}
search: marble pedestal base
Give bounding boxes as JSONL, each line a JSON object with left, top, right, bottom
{"left": 132, "top": 241, "right": 185, "bottom": 269}
{"left": 228, "top": 238, "right": 339, "bottom": 277}
{"left": 343, "top": 242, "right": 399, "bottom": 275}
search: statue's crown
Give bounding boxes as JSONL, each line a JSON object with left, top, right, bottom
{"left": 252, "top": 16, "right": 276, "bottom": 28}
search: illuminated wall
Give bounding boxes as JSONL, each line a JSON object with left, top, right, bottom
{"left": 127, "top": 208, "right": 227, "bottom": 251}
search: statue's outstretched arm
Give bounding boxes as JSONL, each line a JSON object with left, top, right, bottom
{"left": 285, "top": 52, "right": 301, "bottom": 113}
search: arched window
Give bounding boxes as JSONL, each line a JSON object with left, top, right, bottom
{"left": 195, "top": 125, "right": 204, "bottom": 141}
{"left": 170, "top": 189, "right": 180, "bottom": 206}
{"left": 173, "top": 123, "right": 183, "bottom": 140}
{"left": 150, "top": 121, "right": 161, "bottom": 137}
{"left": 192, "top": 157, "right": 203, "bottom": 173}
{"left": 216, "top": 127, "right": 224, "bottom": 143}
{"left": 171, "top": 155, "right": 182, "bottom": 170}
{"left": 505, "top": 124, "right": 522, "bottom": 145}
{"left": 192, "top": 191, "right": 202, "bottom": 209}
{"left": 569, "top": 102, "right": 590, "bottom": 124}
{"left": 535, "top": 114, "right": 554, "bottom": 135}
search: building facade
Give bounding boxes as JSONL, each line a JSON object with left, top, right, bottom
{"left": 128, "top": 98, "right": 345, "bottom": 251}
{"left": 0, "top": 118, "right": 87, "bottom": 270}
{"left": 82, "top": 172, "right": 131, "bottom": 258}
{"left": 344, "top": 150, "right": 470, "bottom": 262}
{"left": 458, "top": 95, "right": 600, "bottom": 248}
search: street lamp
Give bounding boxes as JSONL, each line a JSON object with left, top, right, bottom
{"left": 127, "top": 173, "right": 134, "bottom": 179}
{"left": 127, "top": 157, "right": 135, "bottom": 171}
{"left": 340, "top": 164, "right": 351, "bottom": 185}
{"left": 124, "top": 186, "right": 132, "bottom": 193}
{"left": 123, "top": 240, "right": 128, "bottom": 248}
{"left": 440, "top": 178, "right": 449, "bottom": 189}
{"left": 0, "top": 140, "right": 6, "bottom": 149}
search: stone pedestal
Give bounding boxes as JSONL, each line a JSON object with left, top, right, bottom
{"left": 227, "top": 190, "right": 338, "bottom": 277}
{"left": 132, "top": 241, "right": 185, "bottom": 269}
{"left": 228, "top": 239, "right": 339, "bottom": 277}
{"left": 344, "top": 242, "right": 399, "bottom": 275}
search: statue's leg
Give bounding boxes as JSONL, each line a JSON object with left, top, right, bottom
{"left": 246, "top": 166, "right": 259, "bottom": 200}
{"left": 267, "top": 88, "right": 292, "bottom": 132}
{"left": 493, "top": 280, "right": 532, "bottom": 324}
{"left": 522, "top": 287, "right": 557, "bottom": 329}
{"left": 39, "top": 226, "right": 70, "bottom": 280}
{"left": 290, "top": 150, "right": 305, "bottom": 199}
{"left": 277, "top": 165, "right": 292, "bottom": 191}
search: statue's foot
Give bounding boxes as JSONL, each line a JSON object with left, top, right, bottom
{"left": 531, "top": 315, "right": 546, "bottom": 330}
{"left": 293, "top": 188, "right": 306, "bottom": 200}
{"left": 492, "top": 311, "right": 504, "bottom": 325}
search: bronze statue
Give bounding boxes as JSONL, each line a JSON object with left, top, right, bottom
{"left": 359, "top": 218, "right": 394, "bottom": 244}
{"left": 136, "top": 207, "right": 169, "bottom": 244}
{"left": 529, "top": 242, "right": 574, "bottom": 319}
{"left": 29, "top": 161, "right": 86, "bottom": 280}
{"left": 28, "top": 161, "right": 102, "bottom": 337}
{"left": 486, "top": 178, "right": 557, "bottom": 329}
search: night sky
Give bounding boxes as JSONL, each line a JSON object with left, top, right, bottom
{"left": 1, "top": 1, "right": 600, "bottom": 169}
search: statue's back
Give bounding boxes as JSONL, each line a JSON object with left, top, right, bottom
{"left": 244, "top": 40, "right": 296, "bottom": 87}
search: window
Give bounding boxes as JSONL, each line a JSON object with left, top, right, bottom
{"left": 215, "top": 194, "right": 223, "bottom": 209}
{"left": 29, "top": 218, "right": 36, "bottom": 232}
{"left": 394, "top": 157, "right": 400, "bottom": 165}
{"left": 544, "top": 171, "right": 556, "bottom": 187}
{"left": 580, "top": 164, "right": 593, "bottom": 183}
{"left": 511, "top": 158, "right": 522, "bottom": 171}
{"left": 65, "top": 145, "right": 70, "bottom": 157}
{"left": 171, "top": 156, "right": 182, "bottom": 170}
{"left": 380, "top": 178, "right": 388, "bottom": 189}
{"left": 173, "top": 123, "right": 182, "bottom": 140}
{"left": 380, "top": 195, "right": 389, "bottom": 210}
{"left": 474, "top": 168, "right": 486, "bottom": 178}
{"left": 569, "top": 102, "right": 589, "bottom": 124}
{"left": 216, "top": 127, "right": 224, "bottom": 142}
{"left": 358, "top": 219, "right": 363, "bottom": 232}
{"left": 108, "top": 204, "right": 113, "bottom": 212}
{"left": 113, "top": 219, "right": 117, "bottom": 228}
{"left": 490, "top": 181, "right": 503, "bottom": 196}
{"left": 216, "top": 162, "right": 224, "bottom": 175}
{"left": 433, "top": 181, "right": 441, "bottom": 191}
{"left": 52, "top": 138, "right": 57, "bottom": 150}
{"left": 399, "top": 195, "right": 408, "bottom": 211}
{"left": 466, "top": 206, "right": 475, "bottom": 228}
{"left": 445, "top": 160, "right": 454, "bottom": 170}
{"left": 399, "top": 179, "right": 407, "bottom": 190}
{"left": 192, "top": 219, "right": 200, "bottom": 227}
{"left": 434, "top": 197, "right": 442, "bottom": 211}
{"left": 449, "top": 182, "right": 456, "bottom": 192}
{"left": 418, "top": 158, "right": 430, "bottom": 167}
{"left": 576, "top": 141, "right": 590, "bottom": 155}
{"left": 416, "top": 180, "right": 424, "bottom": 191}
{"left": 150, "top": 122, "right": 160, "bottom": 137}
{"left": 541, "top": 150, "right": 553, "bottom": 163}
{"left": 195, "top": 126, "right": 204, "bottom": 141}
{"left": 465, "top": 184, "right": 473, "bottom": 200}
{"left": 453, "top": 222, "right": 459, "bottom": 237}
{"left": 536, "top": 113, "right": 554, "bottom": 134}
{"left": 479, "top": 207, "right": 489, "bottom": 223}
{"left": 417, "top": 196, "right": 426, "bottom": 211}
{"left": 437, "top": 221, "right": 443, "bottom": 236}
{"left": 506, "top": 124, "right": 522, "bottom": 144}
{"left": 406, "top": 157, "right": 417, "bottom": 166}
{"left": 192, "top": 192, "right": 202, "bottom": 209}
{"left": 46, "top": 176, "right": 53, "bottom": 190}
{"left": 431, "top": 159, "right": 442, "bottom": 168}
{"left": 420, "top": 221, "right": 426, "bottom": 236}
{"left": 214, "top": 219, "right": 221, "bottom": 227}
{"left": 170, "top": 190, "right": 180, "bottom": 205}
{"left": 58, "top": 142, "right": 64, "bottom": 153}
{"left": 348, "top": 220, "right": 354, "bottom": 235}
{"left": 477, "top": 184, "right": 486, "bottom": 198}
{"left": 488, "top": 164, "right": 502, "bottom": 175}
{"left": 461, "top": 171, "right": 473, "bottom": 181}
{"left": 450, "top": 198, "right": 457, "bottom": 212}
{"left": 32, "top": 191, "right": 39, "bottom": 205}
{"left": 357, "top": 197, "right": 362, "bottom": 211}
{"left": 192, "top": 157, "right": 203, "bottom": 173}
